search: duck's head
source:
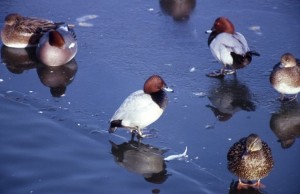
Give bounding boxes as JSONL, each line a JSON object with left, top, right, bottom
{"left": 280, "top": 53, "right": 297, "bottom": 68}
{"left": 4, "top": 13, "right": 22, "bottom": 26}
{"left": 143, "top": 75, "right": 173, "bottom": 94}
{"left": 245, "top": 134, "right": 262, "bottom": 154}
{"left": 206, "top": 17, "right": 235, "bottom": 35}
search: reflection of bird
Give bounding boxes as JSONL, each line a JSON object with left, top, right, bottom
{"left": 159, "top": 0, "right": 196, "bottom": 21}
{"left": 227, "top": 134, "right": 274, "bottom": 190}
{"left": 1, "top": 13, "right": 64, "bottom": 48}
{"left": 36, "top": 59, "right": 78, "bottom": 97}
{"left": 205, "top": 17, "right": 259, "bottom": 78}
{"left": 36, "top": 25, "right": 78, "bottom": 66}
{"left": 229, "top": 180, "right": 264, "bottom": 194}
{"left": 270, "top": 53, "right": 300, "bottom": 101}
{"left": 109, "top": 75, "right": 173, "bottom": 139}
{"left": 207, "top": 79, "right": 255, "bottom": 121}
{"left": 110, "top": 140, "right": 168, "bottom": 184}
{"left": 270, "top": 101, "right": 300, "bottom": 149}
{"left": 1, "top": 45, "right": 38, "bottom": 74}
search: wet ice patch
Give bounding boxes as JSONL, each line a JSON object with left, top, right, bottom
{"left": 76, "top": 15, "right": 98, "bottom": 27}
{"left": 249, "top": 25, "right": 262, "bottom": 35}
{"left": 189, "top": 67, "right": 196, "bottom": 72}
{"left": 192, "top": 92, "right": 206, "bottom": 97}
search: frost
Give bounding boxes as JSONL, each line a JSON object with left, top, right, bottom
{"left": 193, "top": 92, "right": 206, "bottom": 97}
{"left": 189, "top": 67, "right": 196, "bottom": 72}
{"left": 76, "top": 15, "right": 98, "bottom": 27}
{"left": 148, "top": 8, "right": 154, "bottom": 12}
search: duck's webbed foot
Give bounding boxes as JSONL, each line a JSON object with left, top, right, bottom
{"left": 251, "top": 179, "right": 265, "bottom": 189}
{"left": 223, "top": 68, "right": 236, "bottom": 75}
{"left": 206, "top": 66, "right": 236, "bottom": 78}
{"left": 206, "top": 69, "right": 225, "bottom": 78}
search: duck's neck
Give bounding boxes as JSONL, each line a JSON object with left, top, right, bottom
{"left": 150, "top": 90, "right": 168, "bottom": 109}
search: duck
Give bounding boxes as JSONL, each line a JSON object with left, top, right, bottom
{"left": 36, "top": 25, "right": 78, "bottom": 66}
{"left": 1, "top": 13, "right": 65, "bottom": 48}
{"left": 227, "top": 133, "right": 274, "bottom": 190}
{"left": 109, "top": 75, "right": 173, "bottom": 139}
{"left": 159, "top": 0, "right": 196, "bottom": 21}
{"left": 269, "top": 53, "right": 300, "bottom": 101}
{"left": 205, "top": 17, "right": 260, "bottom": 78}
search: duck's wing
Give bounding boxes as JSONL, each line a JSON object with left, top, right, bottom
{"left": 111, "top": 90, "right": 152, "bottom": 120}
{"left": 212, "top": 33, "right": 250, "bottom": 55}
{"left": 17, "top": 17, "right": 60, "bottom": 34}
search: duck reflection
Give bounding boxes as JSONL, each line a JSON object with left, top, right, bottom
{"left": 36, "top": 59, "right": 78, "bottom": 97}
{"left": 270, "top": 101, "right": 300, "bottom": 149}
{"left": 229, "top": 180, "right": 264, "bottom": 194}
{"left": 159, "top": 0, "right": 196, "bottom": 21}
{"left": 1, "top": 45, "right": 38, "bottom": 74}
{"left": 207, "top": 79, "right": 256, "bottom": 121}
{"left": 110, "top": 140, "right": 169, "bottom": 184}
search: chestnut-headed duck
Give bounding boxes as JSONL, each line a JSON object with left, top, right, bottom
{"left": 206, "top": 17, "right": 260, "bottom": 78}
{"left": 270, "top": 53, "right": 300, "bottom": 101}
{"left": 1, "top": 13, "right": 66, "bottom": 48}
{"left": 109, "top": 75, "right": 173, "bottom": 139}
{"left": 227, "top": 134, "right": 274, "bottom": 190}
{"left": 36, "top": 25, "right": 77, "bottom": 66}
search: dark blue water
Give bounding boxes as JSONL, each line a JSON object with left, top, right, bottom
{"left": 1, "top": 0, "right": 300, "bottom": 193}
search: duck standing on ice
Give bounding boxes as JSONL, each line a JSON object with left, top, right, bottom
{"left": 205, "top": 17, "right": 260, "bottom": 78}
{"left": 270, "top": 53, "right": 300, "bottom": 101}
{"left": 109, "top": 75, "right": 173, "bottom": 139}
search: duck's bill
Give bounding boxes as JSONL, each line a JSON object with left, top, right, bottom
{"left": 205, "top": 29, "right": 212, "bottom": 34}
{"left": 164, "top": 86, "right": 174, "bottom": 92}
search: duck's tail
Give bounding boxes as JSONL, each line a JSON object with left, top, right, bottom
{"left": 248, "top": 50, "right": 260, "bottom": 57}
{"left": 109, "top": 120, "right": 122, "bottom": 133}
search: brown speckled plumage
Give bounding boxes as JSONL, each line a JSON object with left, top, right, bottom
{"left": 1, "top": 13, "right": 64, "bottom": 48}
{"left": 270, "top": 53, "right": 300, "bottom": 100}
{"left": 227, "top": 134, "right": 274, "bottom": 182}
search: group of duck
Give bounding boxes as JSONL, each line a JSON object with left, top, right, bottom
{"left": 1, "top": 12, "right": 299, "bottom": 191}
{"left": 1, "top": 13, "right": 77, "bottom": 67}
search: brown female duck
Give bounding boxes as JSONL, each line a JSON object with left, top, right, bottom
{"left": 227, "top": 134, "right": 274, "bottom": 189}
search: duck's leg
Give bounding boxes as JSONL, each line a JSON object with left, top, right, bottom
{"left": 279, "top": 93, "right": 286, "bottom": 101}
{"left": 136, "top": 128, "right": 145, "bottom": 139}
{"left": 288, "top": 94, "right": 298, "bottom": 101}
{"left": 279, "top": 93, "right": 297, "bottom": 101}
{"left": 223, "top": 65, "right": 236, "bottom": 75}
{"left": 130, "top": 132, "right": 136, "bottom": 141}
{"left": 206, "top": 68, "right": 225, "bottom": 78}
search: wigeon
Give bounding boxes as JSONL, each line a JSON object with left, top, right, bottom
{"left": 109, "top": 75, "right": 173, "bottom": 139}
{"left": 227, "top": 134, "right": 274, "bottom": 190}
{"left": 206, "top": 17, "right": 260, "bottom": 77}
{"left": 36, "top": 25, "right": 78, "bottom": 66}
{"left": 270, "top": 53, "right": 300, "bottom": 101}
{"left": 1, "top": 13, "right": 66, "bottom": 48}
